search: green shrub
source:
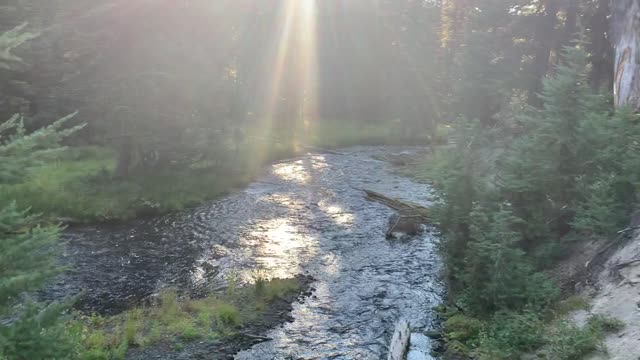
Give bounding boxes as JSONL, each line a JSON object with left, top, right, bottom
{"left": 262, "top": 278, "right": 300, "bottom": 302}
{"left": 420, "top": 44, "right": 636, "bottom": 359}
{"left": 544, "top": 315, "right": 623, "bottom": 360}
{"left": 215, "top": 304, "right": 240, "bottom": 328}
{"left": 443, "top": 314, "right": 484, "bottom": 343}
{"left": 461, "top": 205, "right": 559, "bottom": 314}
{"left": 478, "top": 310, "right": 545, "bottom": 359}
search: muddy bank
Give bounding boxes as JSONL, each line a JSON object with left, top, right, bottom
{"left": 44, "top": 146, "right": 444, "bottom": 359}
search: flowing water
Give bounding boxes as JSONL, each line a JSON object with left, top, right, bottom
{"left": 46, "top": 146, "right": 445, "bottom": 359}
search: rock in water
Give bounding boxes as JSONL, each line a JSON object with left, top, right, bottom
{"left": 386, "top": 213, "right": 424, "bottom": 239}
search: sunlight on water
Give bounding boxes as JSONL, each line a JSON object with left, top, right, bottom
{"left": 273, "top": 160, "right": 311, "bottom": 184}
{"left": 318, "top": 201, "right": 354, "bottom": 226}
{"left": 310, "top": 155, "right": 329, "bottom": 170}
{"left": 249, "top": 218, "right": 318, "bottom": 279}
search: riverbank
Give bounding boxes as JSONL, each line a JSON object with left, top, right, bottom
{"left": 71, "top": 276, "right": 313, "bottom": 360}
{"left": 43, "top": 147, "right": 444, "bottom": 359}
{"left": 0, "top": 123, "right": 431, "bottom": 223}
{"left": 395, "top": 148, "right": 628, "bottom": 360}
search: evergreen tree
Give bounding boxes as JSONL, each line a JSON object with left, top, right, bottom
{"left": 462, "top": 204, "right": 556, "bottom": 314}
{"left": 0, "top": 112, "right": 82, "bottom": 359}
{"left": 0, "top": 73, "right": 83, "bottom": 360}
{"left": 499, "top": 44, "right": 604, "bottom": 245}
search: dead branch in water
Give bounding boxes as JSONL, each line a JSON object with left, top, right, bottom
{"left": 360, "top": 189, "right": 430, "bottom": 223}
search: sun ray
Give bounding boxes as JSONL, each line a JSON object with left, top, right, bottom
{"left": 257, "top": 0, "right": 319, "bottom": 158}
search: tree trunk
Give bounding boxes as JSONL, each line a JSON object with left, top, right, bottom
{"left": 559, "top": 0, "right": 578, "bottom": 51}
{"left": 588, "top": 0, "right": 613, "bottom": 90}
{"left": 612, "top": 0, "right": 640, "bottom": 111}
{"left": 115, "top": 136, "right": 133, "bottom": 178}
{"left": 528, "top": 0, "right": 560, "bottom": 107}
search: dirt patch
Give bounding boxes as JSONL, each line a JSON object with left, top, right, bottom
{"left": 126, "top": 275, "right": 314, "bottom": 360}
{"left": 572, "top": 229, "right": 640, "bottom": 360}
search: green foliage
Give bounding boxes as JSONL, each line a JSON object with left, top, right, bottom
{"left": 571, "top": 175, "right": 628, "bottom": 237}
{"left": 443, "top": 314, "right": 483, "bottom": 344}
{"left": 0, "top": 111, "right": 84, "bottom": 359}
{"left": 71, "top": 277, "right": 302, "bottom": 357}
{"left": 0, "top": 302, "right": 75, "bottom": 360}
{"left": 0, "top": 113, "right": 83, "bottom": 184}
{"left": 0, "top": 119, "right": 427, "bottom": 223}
{"left": 425, "top": 43, "right": 640, "bottom": 359}
{"left": 215, "top": 304, "right": 241, "bottom": 328}
{"left": 260, "top": 278, "right": 301, "bottom": 303}
{"left": 499, "top": 46, "right": 602, "bottom": 241}
{"left": 544, "top": 315, "right": 624, "bottom": 360}
{"left": 477, "top": 310, "right": 545, "bottom": 359}
{"left": 0, "top": 203, "right": 60, "bottom": 312}
{"left": 462, "top": 204, "right": 558, "bottom": 313}
{"left": 0, "top": 23, "right": 38, "bottom": 70}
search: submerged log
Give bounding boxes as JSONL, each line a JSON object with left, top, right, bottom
{"left": 362, "top": 189, "right": 430, "bottom": 223}
{"left": 387, "top": 319, "right": 411, "bottom": 360}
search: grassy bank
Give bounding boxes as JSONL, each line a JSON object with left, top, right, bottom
{"left": 0, "top": 146, "right": 254, "bottom": 222}
{"left": 69, "top": 277, "right": 306, "bottom": 360}
{"left": 0, "top": 123, "right": 431, "bottom": 223}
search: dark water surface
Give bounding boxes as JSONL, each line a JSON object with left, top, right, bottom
{"left": 46, "top": 146, "right": 444, "bottom": 359}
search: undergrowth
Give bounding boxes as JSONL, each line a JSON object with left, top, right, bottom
{"left": 0, "top": 122, "right": 431, "bottom": 223}
{"left": 419, "top": 46, "right": 631, "bottom": 359}
{"left": 69, "top": 277, "right": 302, "bottom": 359}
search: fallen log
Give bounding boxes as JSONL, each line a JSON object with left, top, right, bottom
{"left": 373, "top": 153, "right": 424, "bottom": 166}
{"left": 387, "top": 319, "right": 411, "bottom": 360}
{"left": 362, "top": 189, "right": 430, "bottom": 223}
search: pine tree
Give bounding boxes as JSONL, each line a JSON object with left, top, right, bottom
{"left": 462, "top": 204, "right": 557, "bottom": 314}
{"left": 499, "top": 44, "right": 605, "bottom": 244}
{"left": 0, "top": 69, "right": 83, "bottom": 360}
{"left": 0, "top": 23, "right": 38, "bottom": 70}
{"left": 0, "top": 113, "right": 83, "bottom": 359}
{"left": 0, "top": 112, "right": 83, "bottom": 359}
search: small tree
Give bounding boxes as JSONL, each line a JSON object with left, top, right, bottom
{"left": 499, "top": 44, "right": 606, "bottom": 245}
{"left": 462, "top": 204, "right": 557, "bottom": 314}
{"left": 0, "top": 112, "right": 83, "bottom": 359}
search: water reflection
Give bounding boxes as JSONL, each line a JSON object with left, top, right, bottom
{"left": 318, "top": 200, "right": 355, "bottom": 226}
{"left": 48, "top": 147, "right": 442, "bottom": 359}
{"left": 273, "top": 160, "right": 311, "bottom": 184}
{"left": 248, "top": 218, "right": 318, "bottom": 279}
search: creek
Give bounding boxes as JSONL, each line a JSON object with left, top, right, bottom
{"left": 45, "top": 146, "right": 445, "bottom": 359}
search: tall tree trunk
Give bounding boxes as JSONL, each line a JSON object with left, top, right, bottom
{"left": 612, "top": 0, "right": 640, "bottom": 111}
{"left": 589, "top": 0, "right": 613, "bottom": 90}
{"left": 528, "top": 0, "right": 560, "bottom": 107}
{"left": 559, "top": 0, "right": 578, "bottom": 50}
{"left": 115, "top": 136, "right": 133, "bottom": 178}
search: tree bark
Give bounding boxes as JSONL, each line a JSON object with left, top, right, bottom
{"left": 528, "top": 0, "right": 560, "bottom": 107}
{"left": 612, "top": 0, "right": 640, "bottom": 111}
{"left": 588, "top": 0, "right": 613, "bottom": 90}
{"left": 115, "top": 136, "right": 133, "bottom": 178}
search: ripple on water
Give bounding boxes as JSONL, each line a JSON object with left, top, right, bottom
{"left": 45, "top": 146, "right": 445, "bottom": 358}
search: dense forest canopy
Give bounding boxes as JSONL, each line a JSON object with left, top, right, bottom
{"left": 2, "top": 0, "right": 640, "bottom": 359}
